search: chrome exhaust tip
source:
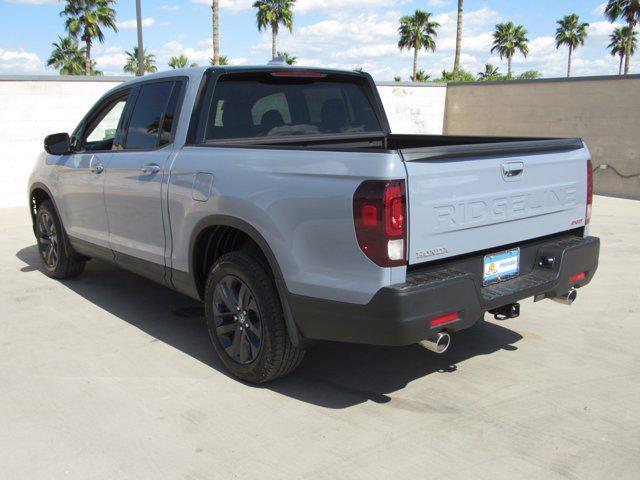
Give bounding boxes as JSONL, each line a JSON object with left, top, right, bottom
{"left": 420, "top": 332, "right": 451, "bottom": 354}
{"left": 551, "top": 288, "right": 577, "bottom": 305}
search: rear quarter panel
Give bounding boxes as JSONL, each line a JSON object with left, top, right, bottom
{"left": 167, "top": 147, "right": 407, "bottom": 304}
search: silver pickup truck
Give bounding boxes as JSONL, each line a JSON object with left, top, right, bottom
{"left": 30, "top": 66, "right": 600, "bottom": 383}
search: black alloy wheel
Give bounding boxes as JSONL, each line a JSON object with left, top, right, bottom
{"left": 212, "top": 275, "right": 263, "bottom": 365}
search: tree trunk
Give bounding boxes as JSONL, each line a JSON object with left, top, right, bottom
{"left": 507, "top": 54, "right": 512, "bottom": 78}
{"left": 567, "top": 45, "right": 572, "bottom": 78}
{"left": 624, "top": 21, "right": 633, "bottom": 75}
{"left": 85, "top": 39, "right": 91, "bottom": 76}
{"left": 412, "top": 47, "right": 418, "bottom": 82}
{"left": 212, "top": 0, "right": 219, "bottom": 65}
{"left": 271, "top": 22, "right": 277, "bottom": 59}
{"left": 619, "top": 54, "right": 624, "bottom": 75}
{"left": 453, "top": 0, "right": 463, "bottom": 79}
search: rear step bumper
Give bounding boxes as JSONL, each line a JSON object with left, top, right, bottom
{"left": 288, "top": 235, "right": 600, "bottom": 346}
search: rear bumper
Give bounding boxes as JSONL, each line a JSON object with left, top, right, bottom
{"left": 288, "top": 234, "right": 600, "bottom": 346}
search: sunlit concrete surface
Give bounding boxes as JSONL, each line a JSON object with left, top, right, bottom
{"left": 1, "top": 195, "right": 638, "bottom": 479}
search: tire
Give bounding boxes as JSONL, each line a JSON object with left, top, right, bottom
{"left": 204, "top": 250, "right": 305, "bottom": 383}
{"left": 35, "top": 200, "right": 86, "bottom": 279}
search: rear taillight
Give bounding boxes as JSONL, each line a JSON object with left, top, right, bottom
{"left": 586, "top": 159, "right": 593, "bottom": 225}
{"left": 353, "top": 180, "right": 407, "bottom": 267}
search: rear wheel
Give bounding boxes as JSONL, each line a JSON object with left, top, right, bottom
{"left": 204, "top": 251, "right": 305, "bottom": 383}
{"left": 35, "top": 200, "right": 85, "bottom": 279}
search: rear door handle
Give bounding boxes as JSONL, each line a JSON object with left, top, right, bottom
{"left": 141, "top": 163, "right": 161, "bottom": 175}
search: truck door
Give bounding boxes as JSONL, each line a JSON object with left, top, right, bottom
{"left": 56, "top": 90, "right": 130, "bottom": 251}
{"left": 103, "top": 79, "right": 184, "bottom": 281}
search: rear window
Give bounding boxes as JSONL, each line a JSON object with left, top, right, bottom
{"left": 204, "top": 73, "right": 382, "bottom": 141}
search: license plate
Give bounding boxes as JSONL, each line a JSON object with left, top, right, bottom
{"left": 483, "top": 248, "right": 520, "bottom": 286}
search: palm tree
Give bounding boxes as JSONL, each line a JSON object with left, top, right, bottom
{"left": 210, "top": 55, "right": 229, "bottom": 65}
{"left": 605, "top": 0, "right": 640, "bottom": 74}
{"left": 253, "top": 0, "right": 295, "bottom": 60}
{"left": 60, "top": 0, "right": 118, "bottom": 75}
{"left": 212, "top": 0, "right": 220, "bottom": 65}
{"left": 394, "top": 76, "right": 402, "bottom": 82}
{"left": 277, "top": 51, "right": 297, "bottom": 65}
{"left": 477, "top": 64, "right": 500, "bottom": 81}
{"left": 168, "top": 55, "right": 198, "bottom": 69}
{"left": 609, "top": 26, "right": 638, "bottom": 74}
{"left": 47, "top": 36, "right": 86, "bottom": 75}
{"left": 398, "top": 9, "right": 440, "bottom": 82}
{"left": 491, "top": 21, "right": 529, "bottom": 77}
{"left": 124, "top": 46, "right": 157, "bottom": 76}
{"left": 555, "top": 14, "right": 589, "bottom": 77}
{"left": 415, "top": 70, "right": 430, "bottom": 82}
{"left": 453, "top": 0, "right": 464, "bottom": 80}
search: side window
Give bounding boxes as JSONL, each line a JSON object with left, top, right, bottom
{"left": 83, "top": 96, "right": 128, "bottom": 151}
{"left": 124, "top": 81, "right": 174, "bottom": 150}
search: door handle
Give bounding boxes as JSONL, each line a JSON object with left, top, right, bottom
{"left": 141, "top": 163, "right": 161, "bottom": 175}
{"left": 90, "top": 161, "right": 104, "bottom": 174}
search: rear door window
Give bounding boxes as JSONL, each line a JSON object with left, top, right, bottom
{"left": 204, "top": 73, "right": 382, "bottom": 141}
{"left": 124, "top": 81, "right": 176, "bottom": 150}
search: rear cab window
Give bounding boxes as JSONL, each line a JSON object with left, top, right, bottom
{"left": 200, "top": 71, "right": 384, "bottom": 142}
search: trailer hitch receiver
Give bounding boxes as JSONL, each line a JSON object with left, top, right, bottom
{"left": 489, "top": 303, "right": 520, "bottom": 321}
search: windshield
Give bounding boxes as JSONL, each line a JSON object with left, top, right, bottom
{"left": 204, "top": 73, "right": 383, "bottom": 141}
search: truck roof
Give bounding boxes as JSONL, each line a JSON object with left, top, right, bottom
{"left": 112, "top": 65, "right": 369, "bottom": 89}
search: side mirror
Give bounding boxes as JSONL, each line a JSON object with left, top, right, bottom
{"left": 44, "top": 133, "right": 71, "bottom": 155}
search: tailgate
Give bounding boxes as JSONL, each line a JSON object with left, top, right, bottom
{"left": 402, "top": 139, "right": 589, "bottom": 265}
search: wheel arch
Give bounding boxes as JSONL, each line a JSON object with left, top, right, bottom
{"left": 188, "top": 215, "right": 303, "bottom": 346}
{"left": 29, "top": 182, "right": 59, "bottom": 231}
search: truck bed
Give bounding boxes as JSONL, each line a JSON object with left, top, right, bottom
{"left": 203, "top": 132, "right": 584, "bottom": 157}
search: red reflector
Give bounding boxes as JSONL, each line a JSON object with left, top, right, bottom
{"left": 570, "top": 272, "right": 586, "bottom": 282}
{"left": 271, "top": 71, "right": 325, "bottom": 77}
{"left": 430, "top": 312, "right": 459, "bottom": 328}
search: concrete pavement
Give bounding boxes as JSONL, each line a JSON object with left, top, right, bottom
{"left": 1, "top": 195, "right": 639, "bottom": 479}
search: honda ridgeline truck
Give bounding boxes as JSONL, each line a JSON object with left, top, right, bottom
{"left": 29, "top": 66, "right": 600, "bottom": 383}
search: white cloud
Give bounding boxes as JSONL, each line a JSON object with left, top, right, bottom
{"left": 159, "top": 4, "right": 180, "bottom": 11}
{"left": 295, "top": 0, "right": 400, "bottom": 15}
{"left": 589, "top": 20, "right": 622, "bottom": 38}
{"left": 116, "top": 17, "right": 156, "bottom": 29}
{"left": 93, "top": 52, "right": 127, "bottom": 73}
{"left": 190, "top": 0, "right": 253, "bottom": 13}
{"left": 591, "top": 2, "right": 608, "bottom": 17}
{"left": 0, "top": 48, "right": 43, "bottom": 73}
{"left": 427, "top": 0, "right": 451, "bottom": 8}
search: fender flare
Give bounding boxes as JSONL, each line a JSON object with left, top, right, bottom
{"left": 189, "top": 215, "right": 304, "bottom": 347}
{"left": 28, "top": 182, "right": 59, "bottom": 228}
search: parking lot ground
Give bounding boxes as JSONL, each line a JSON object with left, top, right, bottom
{"left": 1, "top": 195, "right": 639, "bottom": 479}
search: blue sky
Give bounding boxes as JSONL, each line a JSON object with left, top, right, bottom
{"left": 0, "top": 0, "right": 634, "bottom": 79}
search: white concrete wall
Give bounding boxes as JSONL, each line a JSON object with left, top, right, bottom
{"left": 377, "top": 83, "right": 446, "bottom": 135}
{"left": 0, "top": 77, "right": 446, "bottom": 208}
{"left": 0, "top": 77, "right": 127, "bottom": 207}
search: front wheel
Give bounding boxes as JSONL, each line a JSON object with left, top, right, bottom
{"left": 204, "top": 251, "right": 305, "bottom": 383}
{"left": 35, "top": 200, "right": 85, "bottom": 279}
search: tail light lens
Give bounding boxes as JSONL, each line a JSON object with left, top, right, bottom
{"left": 353, "top": 180, "right": 407, "bottom": 267}
{"left": 586, "top": 159, "right": 593, "bottom": 225}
